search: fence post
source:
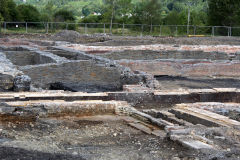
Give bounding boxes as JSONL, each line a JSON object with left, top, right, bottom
{"left": 122, "top": 23, "right": 125, "bottom": 36}
{"left": 46, "top": 22, "right": 49, "bottom": 34}
{"left": 66, "top": 23, "right": 68, "bottom": 30}
{"left": 0, "top": 22, "right": 1, "bottom": 36}
{"left": 141, "top": 25, "right": 143, "bottom": 37}
{"left": 150, "top": 24, "right": 153, "bottom": 34}
{"left": 104, "top": 23, "right": 106, "bottom": 34}
{"left": 176, "top": 26, "right": 178, "bottom": 36}
{"left": 50, "top": 22, "right": 52, "bottom": 33}
{"left": 25, "top": 22, "right": 28, "bottom": 33}
{"left": 194, "top": 26, "right": 196, "bottom": 35}
{"left": 85, "top": 23, "right": 87, "bottom": 34}
{"left": 228, "top": 27, "right": 232, "bottom": 37}
{"left": 212, "top": 26, "right": 215, "bottom": 36}
{"left": 4, "top": 22, "right": 6, "bottom": 33}
{"left": 159, "top": 25, "right": 162, "bottom": 36}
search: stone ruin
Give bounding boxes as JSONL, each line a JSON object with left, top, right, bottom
{"left": 0, "top": 35, "right": 240, "bottom": 160}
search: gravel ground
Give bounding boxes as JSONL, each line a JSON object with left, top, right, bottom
{"left": 0, "top": 115, "right": 198, "bottom": 160}
{"left": 2, "top": 34, "right": 240, "bottom": 46}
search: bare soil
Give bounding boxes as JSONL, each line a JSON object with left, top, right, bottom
{"left": 2, "top": 34, "right": 240, "bottom": 46}
{"left": 0, "top": 115, "right": 197, "bottom": 160}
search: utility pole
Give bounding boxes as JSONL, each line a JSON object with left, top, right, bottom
{"left": 110, "top": 0, "right": 115, "bottom": 34}
{"left": 187, "top": 6, "right": 190, "bottom": 35}
{"left": 186, "top": 1, "right": 195, "bottom": 35}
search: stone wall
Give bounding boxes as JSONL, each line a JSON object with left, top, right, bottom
{"left": 101, "top": 50, "right": 230, "bottom": 61}
{"left": 118, "top": 60, "right": 240, "bottom": 77}
{"left": 4, "top": 50, "right": 68, "bottom": 66}
{"left": 0, "top": 52, "right": 31, "bottom": 91}
{"left": 53, "top": 46, "right": 160, "bottom": 89}
{"left": 19, "top": 60, "right": 125, "bottom": 91}
{"left": 47, "top": 50, "right": 91, "bottom": 60}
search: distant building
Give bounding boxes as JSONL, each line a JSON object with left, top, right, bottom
{"left": 93, "top": 12, "right": 101, "bottom": 16}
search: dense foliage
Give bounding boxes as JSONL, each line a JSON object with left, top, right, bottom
{"left": 54, "top": 9, "right": 75, "bottom": 22}
{"left": 208, "top": 0, "right": 240, "bottom": 27}
{"left": 0, "top": 0, "right": 238, "bottom": 28}
{"left": 17, "top": 4, "right": 40, "bottom": 22}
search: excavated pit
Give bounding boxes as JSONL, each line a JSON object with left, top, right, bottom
{"left": 0, "top": 46, "right": 148, "bottom": 93}
{"left": 19, "top": 60, "right": 125, "bottom": 92}
{"left": 3, "top": 51, "right": 57, "bottom": 66}
{"left": 0, "top": 36, "right": 240, "bottom": 159}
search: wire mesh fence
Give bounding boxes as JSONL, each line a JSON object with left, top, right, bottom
{"left": 0, "top": 21, "right": 240, "bottom": 37}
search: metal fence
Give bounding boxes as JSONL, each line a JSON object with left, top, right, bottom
{"left": 0, "top": 22, "right": 240, "bottom": 37}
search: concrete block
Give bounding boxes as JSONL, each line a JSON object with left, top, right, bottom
{"left": 128, "top": 122, "right": 152, "bottom": 134}
{"left": 181, "top": 139, "right": 214, "bottom": 150}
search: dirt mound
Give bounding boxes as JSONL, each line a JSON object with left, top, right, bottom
{"left": 53, "top": 30, "right": 110, "bottom": 44}
{"left": 55, "top": 30, "right": 81, "bottom": 39}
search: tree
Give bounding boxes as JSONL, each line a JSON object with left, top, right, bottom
{"left": 7, "top": 0, "right": 21, "bottom": 21}
{"left": 40, "top": 13, "right": 52, "bottom": 22}
{"left": 102, "top": 0, "right": 118, "bottom": 33}
{"left": 132, "top": 0, "right": 162, "bottom": 25}
{"left": 81, "top": 15, "right": 101, "bottom": 23}
{"left": 102, "top": 0, "right": 132, "bottom": 32}
{"left": 42, "top": 2, "right": 56, "bottom": 21}
{"left": 0, "top": 0, "right": 20, "bottom": 21}
{"left": 164, "top": 11, "right": 183, "bottom": 25}
{"left": 116, "top": 0, "right": 133, "bottom": 24}
{"left": 0, "top": 0, "right": 10, "bottom": 21}
{"left": 145, "top": 0, "right": 162, "bottom": 26}
{"left": 208, "top": 0, "right": 240, "bottom": 26}
{"left": 82, "top": 5, "right": 91, "bottom": 17}
{"left": 0, "top": 13, "right": 3, "bottom": 21}
{"left": 17, "top": 4, "right": 40, "bottom": 22}
{"left": 54, "top": 9, "right": 75, "bottom": 22}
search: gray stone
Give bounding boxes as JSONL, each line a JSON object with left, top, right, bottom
{"left": 0, "top": 74, "right": 14, "bottom": 91}
{"left": 13, "top": 75, "right": 31, "bottom": 92}
{"left": 181, "top": 139, "right": 214, "bottom": 150}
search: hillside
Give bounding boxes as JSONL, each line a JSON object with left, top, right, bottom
{"left": 14, "top": 0, "right": 103, "bottom": 18}
{"left": 14, "top": 0, "right": 207, "bottom": 19}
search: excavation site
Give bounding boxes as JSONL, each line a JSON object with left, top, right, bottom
{"left": 0, "top": 32, "right": 240, "bottom": 160}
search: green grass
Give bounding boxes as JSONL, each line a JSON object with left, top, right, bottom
{"left": 2, "top": 25, "right": 216, "bottom": 37}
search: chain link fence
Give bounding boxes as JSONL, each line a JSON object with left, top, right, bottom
{"left": 0, "top": 21, "right": 240, "bottom": 37}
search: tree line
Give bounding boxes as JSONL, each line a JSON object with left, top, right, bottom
{"left": 1, "top": 0, "right": 240, "bottom": 27}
